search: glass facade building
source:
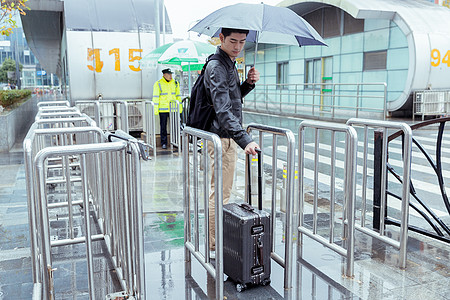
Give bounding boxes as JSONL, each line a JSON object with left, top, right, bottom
{"left": 245, "top": 0, "right": 450, "bottom": 115}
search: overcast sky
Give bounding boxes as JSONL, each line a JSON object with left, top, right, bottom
{"left": 164, "top": 0, "right": 281, "bottom": 41}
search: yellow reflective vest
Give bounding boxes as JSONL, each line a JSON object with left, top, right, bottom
{"left": 152, "top": 77, "right": 182, "bottom": 114}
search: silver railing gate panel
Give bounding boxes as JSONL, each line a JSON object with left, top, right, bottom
{"left": 75, "top": 100, "right": 129, "bottom": 133}
{"left": 38, "top": 106, "right": 81, "bottom": 114}
{"left": 170, "top": 100, "right": 181, "bottom": 153}
{"left": 33, "top": 141, "right": 146, "bottom": 299}
{"left": 346, "top": 118, "right": 412, "bottom": 269}
{"left": 249, "top": 82, "right": 388, "bottom": 120}
{"left": 37, "top": 101, "right": 70, "bottom": 108}
{"left": 24, "top": 124, "right": 104, "bottom": 288}
{"left": 144, "top": 101, "right": 157, "bottom": 158}
{"left": 35, "top": 111, "right": 84, "bottom": 121}
{"left": 125, "top": 99, "right": 150, "bottom": 133}
{"left": 25, "top": 110, "right": 146, "bottom": 299}
{"left": 183, "top": 126, "right": 224, "bottom": 299}
{"left": 245, "top": 123, "right": 296, "bottom": 290}
{"left": 75, "top": 100, "right": 101, "bottom": 126}
{"left": 297, "top": 120, "right": 358, "bottom": 277}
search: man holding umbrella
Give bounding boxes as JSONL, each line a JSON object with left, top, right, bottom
{"left": 205, "top": 27, "right": 260, "bottom": 256}
{"left": 153, "top": 68, "right": 181, "bottom": 149}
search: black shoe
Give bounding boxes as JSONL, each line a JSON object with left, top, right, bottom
{"left": 162, "top": 144, "right": 167, "bottom": 149}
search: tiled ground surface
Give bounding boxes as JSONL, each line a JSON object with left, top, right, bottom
{"left": 0, "top": 98, "right": 449, "bottom": 299}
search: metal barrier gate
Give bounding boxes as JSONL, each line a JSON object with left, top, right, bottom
{"left": 37, "top": 101, "right": 70, "bottom": 108}
{"left": 35, "top": 111, "right": 84, "bottom": 120}
{"left": 25, "top": 106, "right": 146, "bottom": 299}
{"left": 182, "top": 126, "right": 224, "bottom": 299}
{"left": 75, "top": 100, "right": 129, "bottom": 133}
{"left": 35, "top": 116, "right": 97, "bottom": 129}
{"left": 297, "top": 120, "right": 357, "bottom": 277}
{"left": 34, "top": 141, "right": 145, "bottom": 299}
{"left": 24, "top": 125, "right": 105, "bottom": 289}
{"left": 144, "top": 101, "right": 157, "bottom": 158}
{"left": 38, "top": 106, "right": 80, "bottom": 114}
{"left": 245, "top": 123, "right": 296, "bottom": 290}
{"left": 170, "top": 100, "right": 181, "bottom": 153}
{"left": 125, "top": 99, "right": 151, "bottom": 133}
{"left": 346, "top": 118, "right": 412, "bottom": 268}
{"left": 74, "top": 101, "right": 101, "bottom": 126}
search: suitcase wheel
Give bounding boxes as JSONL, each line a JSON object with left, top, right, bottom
{"left": 236, "top": 283, "right": 247, "bottom": 292}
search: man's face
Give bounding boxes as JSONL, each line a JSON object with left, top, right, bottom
{"left": 163, "top": 73, "right": 172, "bottom": 81}
{"left": 219, "top": 32, "right": 247, "bottom": 60}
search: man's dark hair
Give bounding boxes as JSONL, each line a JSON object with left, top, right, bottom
{"left": 221, "top": 27, "right": 249, "bottom": 38}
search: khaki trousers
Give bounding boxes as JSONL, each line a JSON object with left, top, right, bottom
{"left": 207, "top": 138, "right": 237, "bottom": 250}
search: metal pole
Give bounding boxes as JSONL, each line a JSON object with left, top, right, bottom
{"left": 162, "top": 0, "right": 166, "bottom": 44}
{"left": 155, "top": 0, "right": 160, "bottom": 48}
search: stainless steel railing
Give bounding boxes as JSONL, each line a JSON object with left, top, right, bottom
{"left": 245, "top": 123, "right": 296, "bottom": 290}
{"left": 297, "top": 120, "right": 358, "bottom": 277}
{"left": 37, "top": 100, "right": 70, "bottom": 108}
{"left": 34, "top": 115, "right": 97, "bottom": 129}
{"left": 182, "top": 126, "right": 224, "bottom": 299}
{"left": 24, "top": 125, "right": 105, "bottom": 287}
{"left": 38, "top": 106, "right": 80, "bottom": 113}
{"left": 170, "top": 100, "right": 181, "bottom": 153}
{"left": 35, "top": 110, "right": 84, "bottom": 121}
{"left": 74, "top": 100, "right": 101, "bottom": 126}
{"left": 25, "top": 105, "right": 146, "bottom": 299}
{"left": 75, "top": 100, "right": 129, "bottom": 133}
{"left": 144, "top": 101, "right": 157, "bottom": 158}
{"left": 346, "top": 118, "right": 412, "bottom": 269}
{"left": 246, "top": 82, "right": 387, "bottom": 120}
{"left": 124, "top": 99, "right": 150, "bottom": 132}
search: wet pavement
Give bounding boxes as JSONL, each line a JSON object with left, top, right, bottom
{"left": 0, "top": 102, "right": 449, "bottom": 299}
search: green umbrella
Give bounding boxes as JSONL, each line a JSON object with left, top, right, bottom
{"left": 141, "top": 40, "right": 216, "bottom": 93}
{"left": 181, "top": 63, "right": 204, "bottom": 72}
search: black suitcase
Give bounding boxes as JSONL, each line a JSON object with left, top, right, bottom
{"left": 223, "top": 149, "right": 271, "bottom": 292}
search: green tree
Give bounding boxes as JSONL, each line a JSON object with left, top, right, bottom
{"left": 0, "top": 0, "right": 30, "bottom": 36}
{"left": 0, "top": 57, "right": 22, "bottom": 83}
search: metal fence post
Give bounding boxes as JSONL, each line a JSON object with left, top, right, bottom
{"left": 373, "top": 129, "right": 384, "bottom": 230}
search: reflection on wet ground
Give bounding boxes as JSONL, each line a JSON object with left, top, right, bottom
{"left": 1, "top": 118, "right": 450, "bottom": 299}
{"left": 140, "top": 151, "right": 450, "bottom": 300}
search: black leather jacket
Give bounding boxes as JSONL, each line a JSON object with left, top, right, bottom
{"left": 204, "top": 47, "right": 255, "bottom": 149}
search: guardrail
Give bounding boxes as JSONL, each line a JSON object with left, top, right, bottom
{"left": 297, "top": 120, "right": 357, "bottom": 277}
{"left": 246, "top": 83, "right": 387, "bottom": 120}
{"left": 125, "top": 99, "right": 149, "bottom": 132}
{"left": 170, "top": 100, "right": 181, "bottom": 153}
{"left": 35, "top": 110, "right": 84, "bottom": 121}
{"left": 346, "top": 118, "right": 412, "bottom": 269}
{"left": 144, "top": 101, "right": 157, "bottom": 158}
{"left": 24, "top": 124, "right": 105, "bottom": 287}
{"left": 245, "top": 123, "right": 296, "bottom": 290}
{"left": 38, "top": 106, "right": 80, "bottom": 113}
{"left": 182, "top": 126, "right": 224, "bottom": 299}
{"left": 37, "top": 100, "right": 70, "bottom": 108}
{"left": 35, "top": 115, "right": 97, "bottom": 129}
{"left": 75, "top": 100, "right": 129, "bottom": 133}
{"left": 25, "top": 106, "right": 146, "bottom": 299}
{"left": 386, "top": 117, "right": 450, "bottom": 243}
{"left": 74, "top": 100, "right": 101, "bottom": 126}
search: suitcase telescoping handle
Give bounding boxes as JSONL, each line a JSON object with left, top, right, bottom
{"left": 247, "top": 148, "right": 262, "bottom": 210}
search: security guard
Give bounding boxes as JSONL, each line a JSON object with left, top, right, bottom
{"left": 153, "top": 68, "right": 181, "bottom": 149}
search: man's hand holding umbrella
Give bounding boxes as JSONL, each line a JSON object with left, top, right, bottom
{"left": 246, "top": 67, "right": 260, "bottom": 85}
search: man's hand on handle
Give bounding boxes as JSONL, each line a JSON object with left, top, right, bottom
{"left": 244, "top": 141, "right": 259, "bottom": 155}
{"left": 246, "top": 67, "right": 260, "bottom": 85}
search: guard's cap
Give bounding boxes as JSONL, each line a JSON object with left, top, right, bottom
{"left": 162, "top": 68, "right": 173, "bottom": 74}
